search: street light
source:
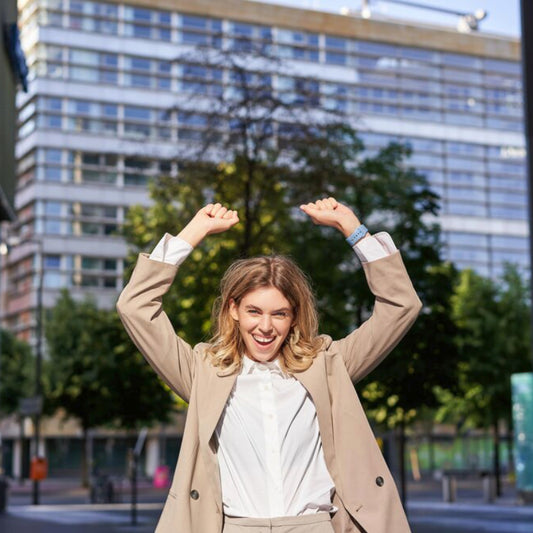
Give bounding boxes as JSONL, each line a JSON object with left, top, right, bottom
{"left": 358, "top": 0, "right": 488, "bottom": 33}
{"left": 0, "top": 228, "right": 8, "bottom": 477}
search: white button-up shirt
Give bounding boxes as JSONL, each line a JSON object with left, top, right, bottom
{"left": 215, "top": 356, "right": 335, "bottom": 518}
{"left": 149, "top": 231, "right": 397, "bottom": 518}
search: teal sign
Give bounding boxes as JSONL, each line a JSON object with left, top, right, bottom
{"left": 511, "top": 372, "right": 533, "bottom": 491}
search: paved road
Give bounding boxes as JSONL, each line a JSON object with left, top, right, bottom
{"left": 2, "top": 477, "right": 532, "bottom": 533}
{"left": 0, "top": 505, "right": 160, "bottom": 532}
{"left": 408, "top": 501, "right": 533, "bottom": 532}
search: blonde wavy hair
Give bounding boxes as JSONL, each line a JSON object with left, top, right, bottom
{"left": 206, "top": 255, "right": 324, "bottom": 375}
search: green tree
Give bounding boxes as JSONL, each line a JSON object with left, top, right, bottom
{"left": 124, "top": 125, "right": 457, "bottom": 419}
{"left": 45, "top": 290, "right": 175, "bottom": 485}
{"left": 442, "top": 264, "right": 531, "bottom": 495}
{"left": 0, "top": 329, "right": 34, "bottom": 415}
{"left": 123, "top": 154, "right": 295, "bottom": 346}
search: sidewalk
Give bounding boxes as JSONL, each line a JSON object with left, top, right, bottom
{"left": 5, "top": 476, "right": 167, "bottom": 507}
{"left": 5, "top": 475, "right": 529, "bottom": 506}
{"left": 407, "top": 475, "right": 521, "bottom": 506}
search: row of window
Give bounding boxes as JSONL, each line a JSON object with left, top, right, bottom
{"left": 21, "top": 134, "right": 525, "bottom": 170}
{"left": 7, "top": 254, "right": 123, "bottom": 303}
{"left": 18, "top": 148, "right": 171, "bottom": 189}
{"left": 42, "top": 253, "right": 122, "bottom": 289}
{"left": 427, "top": 174, "right": 525, "bottom": 195}
{"left": 442, "top": 232, "right": 530, "bottom": 278}
{"left": 18, "top": 103, "right": 525, "bottom": 146}
{"left": 17, "top": 199, "right": 122, "bottom": 237}
{"left": 32, "top": 42, "right": 522, "bottom": 107}
{"left": 24, "top": 0, "right": 520, "bottom": 78}
{"left": 16, "top": 128, "right": 526, "bottom": 189}
{"left": 20, "top": 133, "right": 526, "bottom": 184}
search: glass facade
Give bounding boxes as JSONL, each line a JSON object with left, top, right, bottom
{"left": 9, "top": 0, "right": 528, "bottom": 339}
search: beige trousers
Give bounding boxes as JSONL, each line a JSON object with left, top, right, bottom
{"left": 223, "top": 512, "right": 334, "bottom": 533}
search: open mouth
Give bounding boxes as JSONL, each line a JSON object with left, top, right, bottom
{"left": 252, "top": 335, "right": 275, "bottom": 347}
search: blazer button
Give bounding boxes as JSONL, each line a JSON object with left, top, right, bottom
{"left": 376, "top": 476, "right": 384, "bottom": 487}
{"left": 190, "top": 489, "right": 199, "bottom": 500}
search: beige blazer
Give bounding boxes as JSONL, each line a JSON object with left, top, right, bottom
{"left": 117, "top": 250, "right": 422, "bottom": 533}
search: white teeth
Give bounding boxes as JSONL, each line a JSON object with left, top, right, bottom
{"left": 253, "top": 335, "right": 274, "bottom": 343}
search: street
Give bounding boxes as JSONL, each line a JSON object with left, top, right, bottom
{"left": 1, "top": 477, "right": 532, "bottom": 532}
{"left": 2, "top": 500, "right": 533, "bottom": 532}
{"left": 408, "top": 501, "right": 533, "bottom": 532}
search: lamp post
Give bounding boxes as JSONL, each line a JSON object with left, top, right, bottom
{"left": 521, "top": 0, "right": 533, "bottom": 373}
{"left": 360, "top": 0, "right": 487, "bottom": 33}
{"left": 0, "top": 228, "right": 8, "bottom": 476}
{"left": 32, "top": 239, "right": 44, "bottom": 505}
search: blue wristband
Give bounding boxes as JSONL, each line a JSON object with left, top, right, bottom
{"left": 346, "top": 224, "right": 368, "bottom": 247}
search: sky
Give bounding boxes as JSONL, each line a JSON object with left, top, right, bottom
{"left": 256, "top": 0, "right": 521, "bottom": 38}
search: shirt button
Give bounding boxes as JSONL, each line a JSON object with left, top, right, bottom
{"left": 190, "top": 489, "right": 199, "bottom": 499}
{"left": 376, "top": 476, "right": 384, "bottom": 487}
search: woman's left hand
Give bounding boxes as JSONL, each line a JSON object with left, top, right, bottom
{"left": 300, "top": 197, "right": 361, "bottom": 238}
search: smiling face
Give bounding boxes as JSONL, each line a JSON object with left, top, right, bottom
{"left": 229, "top": 286, "right": 294, "bottom": 363}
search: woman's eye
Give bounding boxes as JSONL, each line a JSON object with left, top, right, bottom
{"left": 274, "top": 313, "right": 287, "bottom": 318}
{"left": 248, "top": 309, "right": 259, "bottom": 314}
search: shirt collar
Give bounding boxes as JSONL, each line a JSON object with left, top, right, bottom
{"left": 241, "top": 355, "right": 287, "bottom": 377}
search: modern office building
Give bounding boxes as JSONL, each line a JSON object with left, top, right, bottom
{"left": 7, "top": 0, "right": 525, "bottom": 343}
{"left": 2, "top": 0, "right": 525, "bottom": 479}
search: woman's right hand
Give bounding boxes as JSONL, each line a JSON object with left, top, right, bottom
{"left": 177, "top": 203, "right": 239, "bottom": 247}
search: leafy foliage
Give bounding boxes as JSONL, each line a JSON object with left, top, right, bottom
{"left": 45, "top": 290, "right": 176, "bottom": 430}
{"left": 437, "top": 264, "right": 531, "bottom": 429}
{"left": 0, "top": 329, "right": 34, "bottom": 415}
{"left": 124, "top": 122, "right": 458, "bottom": 428}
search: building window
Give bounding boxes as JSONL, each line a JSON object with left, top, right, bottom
{"left": 44, "top": 255, "right": 61, "bottom": 269}
{"left": 179, "top": 15, "right": 222, "bottom": 47}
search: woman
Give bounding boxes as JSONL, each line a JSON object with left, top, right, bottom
{"left": 117, "top": 197, "right": 422, "bottom": 533}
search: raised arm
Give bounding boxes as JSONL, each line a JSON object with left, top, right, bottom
{"left": 116, "top": 204, "right": 239, "bottom": 402}
{"left": 300, "top": 197, "right": 422, "bottom": 383}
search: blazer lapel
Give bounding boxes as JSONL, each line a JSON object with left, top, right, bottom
{"left": 294, "top": 352, "right": 340, "bottom": 483}
{"left": 197, "top": 367, "right": 237, "bottom": 513}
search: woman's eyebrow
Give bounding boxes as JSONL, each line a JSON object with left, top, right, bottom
{"left": 244, "top": 304, "right": 292, "bottom": 312}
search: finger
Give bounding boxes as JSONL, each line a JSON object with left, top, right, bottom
{"left": 328, "top": 197, "right": 338, "bottom": 208}
{"left": 214, "top": 206, "right": 228, "bottom": 218}
{"left": 210, "top": 203, "right": 222, "bottom": 216}
{"left": 316, "top": 199, "right": 326, "bottom": 210}
{"left": 322, "top": 198, "right": 334, "bottom": 210}
{"left": 203, "top": 203, "right": 214, "bottom": 215}
{"left": 222, "top": 210, "right": 233, "bottom": 219}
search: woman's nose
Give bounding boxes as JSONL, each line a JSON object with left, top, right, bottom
{"left": 259, "top": 314, "right": 273, "bottom": 331}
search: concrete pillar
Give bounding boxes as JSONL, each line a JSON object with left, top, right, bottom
{"left": 483, "top": 475, "right": 496, "bottom": 503}
{"left": 145, "top": 436, "right": 160, "bottom": 477}
{"left": 12, "top": 440, "right": 21, "bottom": 479}
{"left": 442, "top": 475, "right": 456, "bottom": 502}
